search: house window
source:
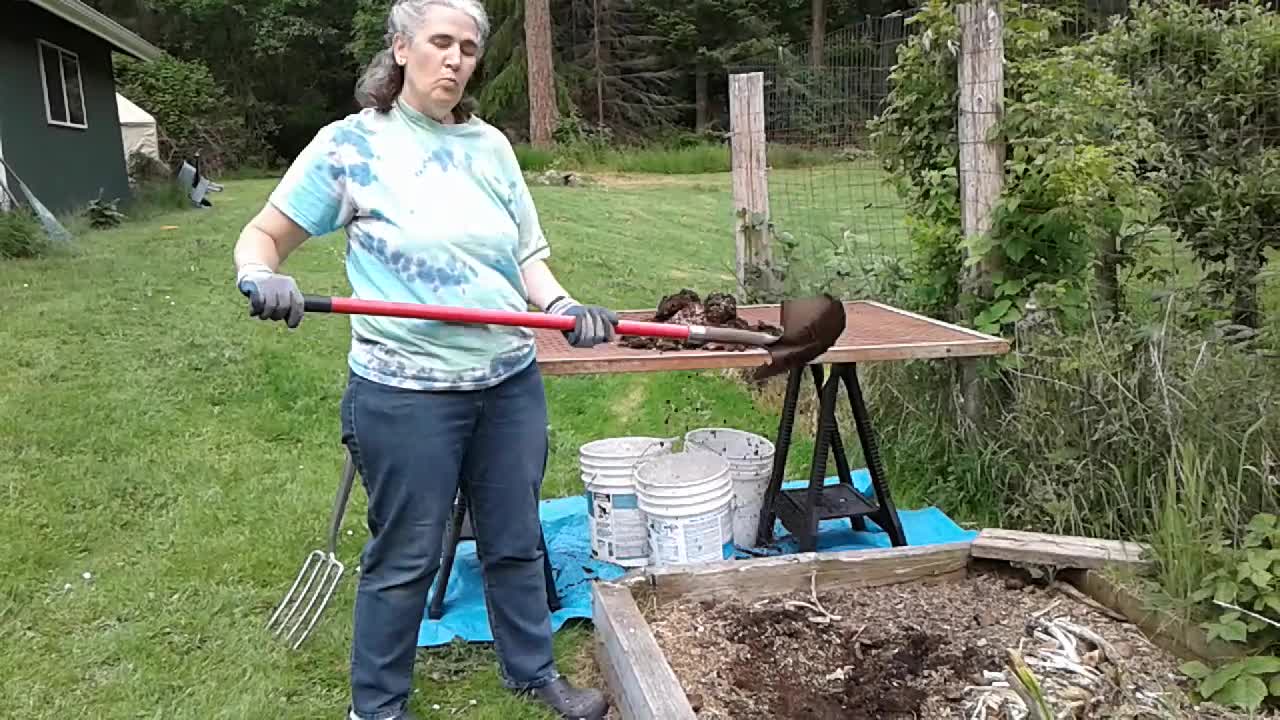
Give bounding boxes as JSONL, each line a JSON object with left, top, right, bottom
{"left": 38, "top": 40, "right": 87, "bottom": 129}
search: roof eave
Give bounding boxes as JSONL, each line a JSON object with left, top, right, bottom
{"left": 26, "top": 0, "right": 163, "bottom": 61}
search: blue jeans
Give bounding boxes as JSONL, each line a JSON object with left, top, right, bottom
{"left": 340, "top": 361, "right": 558, "bottom": 719}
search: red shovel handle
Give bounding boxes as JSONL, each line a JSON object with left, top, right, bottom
{"left": 303, "top": 295, "right": 694, "bottom": 341}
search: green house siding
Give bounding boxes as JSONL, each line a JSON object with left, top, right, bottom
{"left": 0, "top": 2, "right": 129, "bottom": 215}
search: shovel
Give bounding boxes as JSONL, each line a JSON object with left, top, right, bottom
{"left": 300, "top": 293, "right": 846, "bottom": 379}
{"left": 266, "top": 449, "right": 357, "bottom": 650}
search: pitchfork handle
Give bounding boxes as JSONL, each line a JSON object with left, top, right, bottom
{"left": 328, "top": 452, "right": 357, "bottom": 555}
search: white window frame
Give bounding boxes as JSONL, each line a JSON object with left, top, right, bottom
{"left": 37, "top": 39, "right": 88, "bottom": 130}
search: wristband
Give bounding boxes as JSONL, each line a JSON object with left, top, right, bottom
{"left": 546, "top": 296, "right": 580, "bottom": 315}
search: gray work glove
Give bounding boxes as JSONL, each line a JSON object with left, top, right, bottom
{"left": 237, "top": 263, "right": 305, "bottom": 328}
{"left": 547, "top": 297, "right": 618, "bottom": 348}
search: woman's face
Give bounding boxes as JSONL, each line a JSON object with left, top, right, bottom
{"left": 394, "top": 5, "right": 481, "bottom": 121}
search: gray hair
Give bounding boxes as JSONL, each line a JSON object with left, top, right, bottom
{"left": 354, "top": 0, "right": 490, "bottom": 115}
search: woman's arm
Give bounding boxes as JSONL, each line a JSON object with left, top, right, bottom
{"left": 521, "top": 259, "right": 618, "bottom": 347}
{"left": 234, "top": 204, "right": 311, "bottom": 276}
{"left": 520, "top": 259, "right": 571, "bottom": 311}
{"left": 232, "top": 204, "right": 313, "bottom": 328}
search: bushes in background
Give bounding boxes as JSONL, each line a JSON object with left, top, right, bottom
{"left": 114, "top": 54, "right": 272, "bottom": 175}
{"left": 0, "top": 208, "right": 50, "bottom": 260}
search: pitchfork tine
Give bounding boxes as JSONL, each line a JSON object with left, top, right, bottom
{"left": 267, "top": 451, "right": 358, "bottom": 649}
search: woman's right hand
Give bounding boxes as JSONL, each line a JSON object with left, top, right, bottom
{"left": 237, "top": 263, "right": 305, "bottom": 328}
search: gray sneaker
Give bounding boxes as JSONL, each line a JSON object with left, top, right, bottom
{"left": 525, "top": 676, "right": 609, "bottom": 719}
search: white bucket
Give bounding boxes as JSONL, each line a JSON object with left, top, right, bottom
{"left": 634, "top": 450, "right": 735, "bottom": 566}
{"left": 579, "top": 437, "right": 675, "bottom": 567}
{"left": 684, "top": 428, "right": 776, "bottom": 547}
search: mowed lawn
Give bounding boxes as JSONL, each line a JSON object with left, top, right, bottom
{"left": 0, "top": 168, "right": 904, "bottom": 719}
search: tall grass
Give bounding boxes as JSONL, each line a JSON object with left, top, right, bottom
{"left": 0, "top": 208, "right": 51, "bottom": 259}
{"left": 834, "top": 311, "right": 1280, "bottom": 550}
{"left": 514, "top": 141, "right": 839, "bottom": 175}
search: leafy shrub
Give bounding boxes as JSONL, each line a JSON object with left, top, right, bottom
{"left": 85, "top": 193, "right": 126, "bottom": 229}
{"left": 1090, "top": 0, "right": 1280, "bottom": 329}
{"left": 1179, "top": 512, "right": 1280, "bottom": 712}
{"left": 114, "top": 54, "right": 269, "bottom": 174}
{"left": 0, "top": 208, "right": 49, "bottom": 259}
{"left": 871, "top": 0, "right": 1158, "bottom": 332}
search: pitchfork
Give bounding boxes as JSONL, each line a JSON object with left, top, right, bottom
{"left": 266, "top": 449, "right": 357, "bottom": 649}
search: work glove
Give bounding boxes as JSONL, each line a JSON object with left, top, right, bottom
{"left": 547, "top": 296, "right": 618, "bottom": 348}
{"left": 237, "top": 263, "right": 305, "bottom": 329}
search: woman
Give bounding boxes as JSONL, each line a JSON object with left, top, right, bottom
{"left": 232, "top": 1, "right": 614, "bottom": 718}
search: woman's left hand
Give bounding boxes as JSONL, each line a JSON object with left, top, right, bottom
{"left": 549, "top": 299, "right": 618, "bottom": 348}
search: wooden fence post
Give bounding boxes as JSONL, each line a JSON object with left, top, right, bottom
{"left": 957, "top": 0, "right": 1005, "bottom": 424}
{"left": 729, "top": 72, "right": 775, "bottom": 300}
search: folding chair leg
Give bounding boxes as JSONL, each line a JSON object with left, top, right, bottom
{"left": 428, "top": 492, "right": 467, "bottom": 621}
{"left": 428, "top": 493, "right": 561, "bottom": 620}
{"left": 541, "top": 533, "right": 560, "bottom": 612}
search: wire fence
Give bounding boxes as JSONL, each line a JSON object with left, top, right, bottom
{"left": 726, "top": 0, "right": 1280, "bottom": 336}
{"left": 726, "top": 13, "right": 919, "bottom": 303}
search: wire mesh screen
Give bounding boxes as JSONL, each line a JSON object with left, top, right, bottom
{"left": 725, "top": 13, "right": 919, "bottom": 304}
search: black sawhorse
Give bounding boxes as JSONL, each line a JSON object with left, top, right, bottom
{"left": 755, "top": 362, "right": 907, "bottom": 552}
{"left": 428, "top": 488, "right": 561, "bottom": 620}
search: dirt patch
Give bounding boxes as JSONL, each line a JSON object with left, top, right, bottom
{"left": 618, "top": 289, "right": 780, "bottom": 352}
{"left": 643, "top": 569, "right": 1263, "bottom": 720}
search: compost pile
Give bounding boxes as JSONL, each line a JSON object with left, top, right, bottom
{"left": 646, "top": 569, "right": 1260, "bottom": 720}
{"left": 618, "top": 289, "right": 781, "bottom": 352}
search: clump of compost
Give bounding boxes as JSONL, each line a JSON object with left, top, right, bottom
{"left": 620, "top": 289, "right": 781, "bottom": 352}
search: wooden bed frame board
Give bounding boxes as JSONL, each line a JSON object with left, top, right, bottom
{"left": 642, "top": 540, "right": 975, "bottom": 604}
{"left": 590, "top": 529, "right": 1226, "bottom": 720}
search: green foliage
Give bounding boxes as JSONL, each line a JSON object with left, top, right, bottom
{"left": 1179, "top": 513, "right": 1280, "bottom": 711}
{"left": 1091, "top": 0, "right": 1280, "bottom": 328}
{"left": 857, "top": 314, "right": 1280, "bottom": 537}
{"left": 868, "top": 0, "right": 963, "bottom": 319}
{"left": 871, "top": 0, "right": 1158, "bottom": 332}
{"left": 126, "top": 179, "right": 193, "bottom": 220}
{"left": 0, "top": 208, "right": 50, "bottom": 260}
{"left": 85, "top": 194, "right": 127, "bottom": 229}
{"left": 1194, "top": 513, "right": 1280, "bottom": 646}
{"left": 114, "top": 54, "right": 263, "bottom": 173}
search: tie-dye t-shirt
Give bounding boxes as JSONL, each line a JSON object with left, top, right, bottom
{"left": 269, "top": 97, "right": 551, "bottom": 391}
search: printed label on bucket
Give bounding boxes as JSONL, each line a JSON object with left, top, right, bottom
{"left": 588, "top": 490, "right": 648, "bottom": 564}
{"left": 647, "top": 506, "right": 734, "bottom": 565}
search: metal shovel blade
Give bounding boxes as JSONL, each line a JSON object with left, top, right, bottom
{"left": 752, "top": 294, "right": 847, "bottom": 380}
{"left": 266, "top": 452, "right": 357, "bottom": 650}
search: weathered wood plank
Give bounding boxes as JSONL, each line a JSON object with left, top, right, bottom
{"left": 646, "top": 541, "right": 974, "bottom": 604}
{"left": 972, "top": 528, "right": 1152, "bottom": 571}
{"left": 1063, "top": 568, "right": 1246, "bottom": 663}
{"left": 592, "top": 582, "right": 696, "bottom": 720}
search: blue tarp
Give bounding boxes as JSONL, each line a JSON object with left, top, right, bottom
{"left": 417, "top": 470, "right": 977, "bottom": 647}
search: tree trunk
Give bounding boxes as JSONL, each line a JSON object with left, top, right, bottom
{"left": 809, "top": 0, "right": 826, "bottom": 67}
{"left": 525, "top": 0, "right": 557, "bottom": 148}
{"left": 593, "top": 0, "right": 604, "bottom": 126}
{"left": 695, "top": 66, "right": 708, "bottom": 130}
{"left": 1232, "top": 251, "right": 1263, "bottom": 328}
{"left": 1093, "top": 232, "right": 1121, "bottom": 322}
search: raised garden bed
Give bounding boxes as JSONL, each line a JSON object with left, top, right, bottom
{"left": 591, "top": 529, "right": 1270, "bottom": 720}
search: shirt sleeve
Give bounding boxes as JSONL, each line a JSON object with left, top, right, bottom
{"left": 496, "top": 138, "right": 551, "bottom": 269}
{"left": 268, "top": 122, "right": 355, "bottom": 237}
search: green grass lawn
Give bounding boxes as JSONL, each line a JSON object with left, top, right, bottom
{"left": 0, "top": 172, "right": 875, "bottom": 719}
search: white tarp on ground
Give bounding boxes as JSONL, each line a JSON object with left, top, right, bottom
{"left": 116, "top": 92, "right": 160, "bottom": 164}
